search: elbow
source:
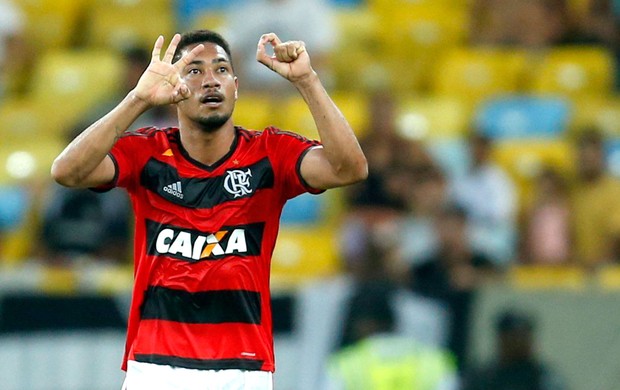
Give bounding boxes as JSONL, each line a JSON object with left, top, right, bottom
{"left": 344, "top": 154, "right": 368, "bottom": 185}
{"left": 50, "top": 158, "right": 80, "bottom": 187}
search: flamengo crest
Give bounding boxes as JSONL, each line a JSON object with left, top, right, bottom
{"left": 224, "top": 168, "right": 253, "bottom": 198}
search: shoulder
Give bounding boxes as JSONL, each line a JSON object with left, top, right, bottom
{"left": 120, "top": 126, "right": 178, "bottom": 140}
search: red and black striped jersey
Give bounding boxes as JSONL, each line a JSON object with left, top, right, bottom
{"left": 103, "top": 126, "right": 321, "bottom": 372}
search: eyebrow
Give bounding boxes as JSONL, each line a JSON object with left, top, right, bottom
{"left": 186, "top": 58, "right": 230, "bottom": 67}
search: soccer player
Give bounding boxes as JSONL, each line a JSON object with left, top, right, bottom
{"left": 51, "top": 30, "right": 367, "bottom": 389}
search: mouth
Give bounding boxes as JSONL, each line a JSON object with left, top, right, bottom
{"left": 200, "top": 93, "right": 224, "bottom": 107}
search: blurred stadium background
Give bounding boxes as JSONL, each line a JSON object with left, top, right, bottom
{"left": 1, "top": 0, "right": 620, "bottom": 389}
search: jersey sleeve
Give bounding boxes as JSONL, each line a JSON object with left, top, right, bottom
{"left": 93, "top": 127, "right": 156, "bottom": 193}
{"left": 264, "top": 127, "right": 324, "bottom": 200}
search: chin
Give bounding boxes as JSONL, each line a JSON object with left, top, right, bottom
{"left": 196, "top": 113, "right": 232, "bottom": 133}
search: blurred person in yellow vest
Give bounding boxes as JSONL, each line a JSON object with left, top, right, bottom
{"left": 571, "top": 129, "right": 620, "bottom": 266}
{"left": 0, "top": 0, "right": 26, "bottom": 98}
{"left": 323, "top": 282, "right": 458, "bottom": 390}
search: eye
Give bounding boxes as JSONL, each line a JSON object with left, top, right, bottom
{"left": 217, "top": 66, "right": 228, "bottom": 73}
{"left": 188, "top": 68, "right": 201, "bottom": 75}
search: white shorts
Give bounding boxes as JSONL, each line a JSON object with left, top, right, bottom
{"left": 122, "top": 360, "right": 273, "bottom": 390}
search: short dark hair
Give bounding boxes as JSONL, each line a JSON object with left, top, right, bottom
{"left": 577, "top": 127, "right": 604, "bottom": 148}
{"left": 173, "top": 29, "right": 234, "bottom": 71}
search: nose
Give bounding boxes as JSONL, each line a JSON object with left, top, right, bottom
{"left": 202, "top": 69, "right": 220, "bottom": 89}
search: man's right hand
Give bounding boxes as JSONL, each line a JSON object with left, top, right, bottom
{"left": 133, "top": 34, "right": 205, "bottom": 106}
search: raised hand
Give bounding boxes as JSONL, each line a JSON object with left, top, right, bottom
{"left": 256, "top": 33, "right": 314, "bottom": 84}
{"left": 133, "top": 34, "right": 205, "bottom": 106}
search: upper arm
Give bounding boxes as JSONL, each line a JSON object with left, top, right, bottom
{"left": 75, "top": 154, "right": 117, "bottom": 189}
{"left": 299, "top": 146, "right": 364, "bottom": 190}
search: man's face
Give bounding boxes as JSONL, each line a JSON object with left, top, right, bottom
{"left": 177, "top": 42, "right": 238, "bottom": 132}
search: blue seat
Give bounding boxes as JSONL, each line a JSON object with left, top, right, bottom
{"left": 281, "top": 193, "right": 323, "bottom": 225}
{"left": 0, "top": 186, "right": 29, "bottom": 231}
{"left": 177, "top": 0, "right": 243, "bottom": 25}
{"left": 475, "top": 95, "right": 571, "bottom": 140}
{"left": 605, "top": 139, "right": 620, "bottom": 177}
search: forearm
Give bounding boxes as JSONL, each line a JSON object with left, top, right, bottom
{"left": 294, "top": 73, "right": 367, "bottom": 182}
{"left": 51, "top": 91, "right": 150, "bottom": 187}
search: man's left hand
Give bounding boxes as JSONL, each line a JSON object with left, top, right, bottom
{"left": 256, "top": 32, "right": 315, "bottom": 84}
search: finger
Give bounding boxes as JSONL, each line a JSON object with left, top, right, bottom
{"left": 162, "top": 33, "right": 181, "bottom": 63}
{"left": 256, "top": 34, "right": 276, "bottom": 68}
{"left": 296, "top": 41, "right": 306, "bottom": 56}
{"left": 151, "top": 35, "right": 164, "bottom": 62}
{"left": 285, "top": 43, "right": 298, "bottom": 61}
{"left": 275, "top": 44, "right": 293, "bottom": 63}
{"left": 174, "top": 43, "right": 205, "bottom": 70}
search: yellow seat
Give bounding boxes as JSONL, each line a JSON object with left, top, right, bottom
{"left": 332, "top": 8, "right": 382, "bottom": 91}
{"left": 509, "top": 265, "right": 587, "bottom": 290}
{"left": 17, "top": 0, "right": 86, "bottom": 51}
{"left": 396, "top": 96, "right": 470, "bottom": 140}
{"left": 492, "top": 140, "right": 575, "bottom": 203}
{"left": 433, "top": 48, "right": 528, "bottom": 107}
{"left": 0, "top": 138, "right": 65, "bottom": 185}
{"left": 569, "top": 96, "right": 620, "bottom": 137}
{"left": 190, "top": 10, "right": 227, "bottom": 31}
{"left": 276, "top": 93, "right": 369, "bottom": 140}
{"left": 372, "top": 2, "right": 469, "bottom": 92}
{"left": 232, "top": 93, "right": 274, "bottom": 131}
{"left": 597, "top": 265, "right": 620, "bottom": 291}
{"left": 529, "top": 46, "right": 615, "bottom": 99}
{"left": 85, "top": 0, "right": 174, "bottom": 50}
{"left": 0, "top": 97, "right": 54, "bottom": 141}
{"left": 28, "top": 49, "right": 124, "bottom": 136}
{"left": 271, "top": 225, "right": 341, "bottom": 288}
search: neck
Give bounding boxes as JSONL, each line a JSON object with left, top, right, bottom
{"left": 178, "top": 118, "right": 236, "bottom": 166}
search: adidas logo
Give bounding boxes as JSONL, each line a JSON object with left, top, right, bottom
{"left": 163, "top": 181, "right": 184, "bottom": 199}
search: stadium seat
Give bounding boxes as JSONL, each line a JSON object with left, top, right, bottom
{"left": 509, "top": 265, "right": 587, "bottom": 290}
{"left": 475, "top": 95, "right": 571, "bottom": 140}
{"left": 281, "top": 193, "right": 323, "bottom": 225}
{"left": 529, "top": 46, "right": 615, "bottom": 99}
{"left": 189, "top": 10, "right": 227, "bottom": 32}
{"left": 396, "top": 96, "right": 470, "bottom": 140}
{"left": 271, "top": 225, "right": 341, "bottom": 287}
{"left": 604, "top": 139, "right": 620, "bottom": 178}
{"left": 491, "top": 139, "right": 575, "bottom": 201}
{"left": 597, "top": 265, "right": 620, "bottom": 291}
{"left": 433, "top": 48, "right": 528, "bottom": 106}
{"left": 16, "top": 0, "right": 86, "bottom": 51}
{"left": 277, "top": 93, "right": 369, "bottom": 140}
{"left": 85, "top": 0, "right": 174, "bottom": 50}
{"left": 0, "top": 138, "right": 65, "bottom": 185}
{"left": 331, "top": 8, "right": 382, "bottom": 91}
{"left": 177, "top": 0, "right": 242, "bottom": 26}
{"left": 232, "top": 93, "right": 274, "bottom": 131}
{"left": 28, "top": 49, "right": 124, "bottom": 136}
{"left": 0, "top": 97, "right": 52, "bottom": 141}
{"left": 374, "top": 3, "right": 469, "bottom": 92}
{"left": 569, "top": 96, "right": 620, "bottom": 137}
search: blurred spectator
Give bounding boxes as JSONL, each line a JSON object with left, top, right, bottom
{"left": 40, "top": 185, "right": 131, "bottom": 264}
{"left": 346, "top": 91, "right": 406, "bottom": 211}
{"left": 0, "top": 0, "right": 26, "bottom": 98}
{"left": 462, "top": 309, "right": 566, "bottom": 390}
{"left": 396, "top": 164, "right": 450, "bottom": 273}
{"left": 521, "top": 168, "right": 571, "bottom": 264}
{"left": 452, "top": 133, "right": 517, "bottom": 264}
{"left": 407, "top": 204, "right": 497, "bottom": 370}
{"left": 222, "top": 0, "right": 337, "bottom": 93}
{"left": 471, "top": 0, "right": 616, "bottom": 48}
{"left": 39, "top": 125, "right": 132, "bottom": 265}
{"left": 324, "top": 281, "right": 458, "bottom": 390}
{"left": 79, "top": 46, "right": 178, "bottom": 131}
{"left": 572, "top": 129, "right": 620, "bottom": 266}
